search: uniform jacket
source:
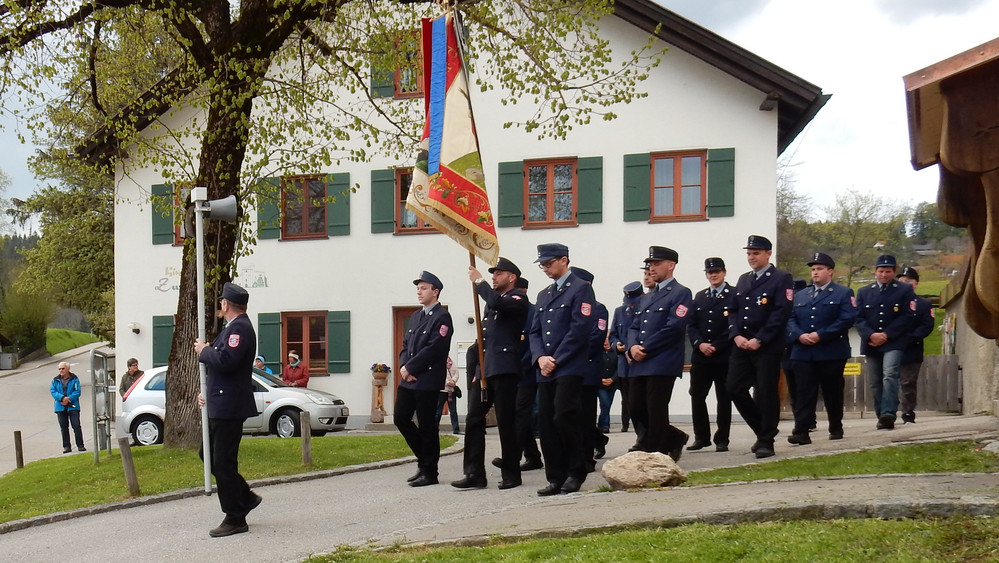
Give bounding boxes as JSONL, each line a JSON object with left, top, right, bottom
{"left": 902, "top": 295, "right": 935, "bottom": 364}
{"left": 476, "top": 282, "right": 529, "bottom": 378}
{"left": 609, "top": 296, "right": 641, "bottom": 378}
{"left": 786, "top": 282, "right": 857, "bottom": 361}
{"left": 626, "top": 278, "right": 693, "bottom": 378}
{"left": 199, "top": 313, "right": 258, "bottom": 420}
{"left": 519, "top": 295, "right": 538, "bottom": 387}
{"left": 399, "top": 302, "right": 454, "bottom": 392}
{"left": 583, "top": 301, "right": 609, "bottom": 386}
{"left": 688, "top": 282, "right": 734, "bottom": 365}
{"left": 51, "top": 373, "right": 82, "bottom": 412}
{"left": 529, "top": 272, "right": 597, "bottom": 381}
{"left": 855, "top": 280, "right": 916, "bottom": 355}
{"left": 728, "top": 264, "right": 794, "bottom": 355}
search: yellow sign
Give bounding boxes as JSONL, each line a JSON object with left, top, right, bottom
{"left": 843, "top": 362, "right": 862, "bottom": 376}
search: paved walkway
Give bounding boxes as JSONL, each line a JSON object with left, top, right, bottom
{"left": 1, "top": 410, "right": 996, "bottom": 561}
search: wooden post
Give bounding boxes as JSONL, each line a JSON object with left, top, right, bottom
{"left": 117, "top": 437, "right": 141, "bottom": 497}
{"left": 14, "top": 430, "right": 23, "bottom": 469}
{"left": 300, "top": 411, "right": 312, "bottom": 465}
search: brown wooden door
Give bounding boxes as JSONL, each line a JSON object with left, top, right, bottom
{"left": 392, "top": 304, "right": 449, "bottom": 391}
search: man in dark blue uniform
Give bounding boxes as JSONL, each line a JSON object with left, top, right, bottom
{"left": 569, "top": 266, "right": 610, "bottom": 471}
{"left": 687, "top": 257, "right": 733, "bottom": 452}
{"left": 897, "top": 266, "right": 934, "bottom": 424}
{"left": 727, "top": 235, "right": 794, "bottom": 459}
{"left": 529, "top": 243, "right": 597, "bottom": 495}
{"left": 453, "top": 257, "right": 529, "bottom": 490}
{"left": 609, "top": 281, "right": 644, "bottom": 435}
{"left": 395, "top": 271, "right": 454, "bottom": 487}
{"left": 786, "top": 252, "right": 857, "bottom": 444}
{"left": 626, "top": 246, "right": 693, "bottom": 461}
{"left": 194, "top": 282, "right": 261, "bottom": 538}
{"left": 855, "top": 255, "right": 916, "bottom": 430}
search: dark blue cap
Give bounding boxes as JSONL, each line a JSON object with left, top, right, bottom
{"left": 570, "top": 266, "right": 594, "bottom": 283}
{"left": 793, "top": 278, "right": 808, "bottom": 291}
{"left": 221, "top": 282, "right": 249, "bottom": 306}
{"left": 875, "top": 255, "right": 897, "bottom": 268}
{"left": 413, "top": 271, "right": 443, "bottom": 291}
{"left": 645, "top": 245, "right": 679, "bottom": 263}
{"left": 535, "top": 243, "right": 569, "bottom": 263}
{"left": 897, "top": 266, "right": 919, "bottom": 281}
{"left": 704, "top": 257, "right": 725, "bottom": 271}
{"left": 488, "top": 256, "right": 521, "bottom": 277}
{"left": 515, "top": 277, "right": 529, "bottom": 290}
{"left": 744, "top": 235, "right": 772, "bottom": 250}
{"left": 807, "top": 252, "right": 835, "bottom": 268}
{"left": 623, "top": 281, "right": 643, "bottom": 298}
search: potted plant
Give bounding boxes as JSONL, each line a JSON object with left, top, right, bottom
{"left": 370, "top": 363, "right": 392, "bottom": 380}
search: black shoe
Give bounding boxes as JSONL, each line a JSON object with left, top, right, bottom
{"left": 901, "top": 412, "right": 916, "bottom": 424}
{"left": 787, "top": 432, "right": 811, "bottom": 445}
{"left": 686, "top": 439, "right": 711, "bottom": 451}
{"left": 537, "top": 482, "right": 563, "bottom": 496}
{"left": 877, "top": 414, "right": 895, "bottom": 430}
{"left": 621, "top": 425, "right": 629, "bottom": 432}
{"left": 829, "top": 430, "right": 844, "bottom": 440}
{"left": 715, "top": 443, "right": 729, "bottom": 452}
{"left": 561, "top": 476, "right": 584, "bottom": 493}
{"left": 247, "top": 492, "right": 262, "bottom": 513}
{"left": 755, "top": 444, "right": 775, "bottom": 458}
{"left": 62, "top": 447, "right": 71, "bottom": 454}
{"left": 584, "top": 461, "right": 596, "bottom": 474}
{"left": 406, "top": 471, "right": 422, "bottom": 483}
{"left": 750, "top": 440, "right": 762, "bottom": 454}
{"left": 599, "top": 427, "right": 610, "bottom": 434}
{"left": 491, "top": 457, "right": 503, "bottom": 469}
{"left": 409, "top": 475, "right": 439, "bottom": 487}
{"left": 594, "top": 444, "right": 606, "bottom": 459}
{"left": 520, "top": 458, "right": 544, "bottom": 471}
{"left": 451, "top": 475, "right": 487, "bottom": 489}
{"left": 628, "top": 444, "right": 642, "bottom": 452}
{"left": 78, "top": 446, "right": 87, "bottom": 452}
{"left": 669, "top": 432, "right": 689, "bottom": 462}
{"left": 498, "top": 479, "right": 522, "bottom": 490}
{"left": 209, "top": 521, "right": 249, "bottom": 538}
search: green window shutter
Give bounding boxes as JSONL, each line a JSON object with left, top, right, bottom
{"left": 706, "top": 148, "right": 735, "bottom": 218}
{"left": 151, "top": 315, "right": 175, "bottom": 368}
{"left": 257, "top": 312, "right": 281, "bottom": 373}
{"left": 370, "top": 169, "right": 396, "bottom": 233}
{"left": 257, "top": 177, "right": 282, "bottom": 240}
{"left": 576, "top": 157, "right": 603, "bottom": 224}
{"left": 371, "top": 67, "right": 395, "bottom": 98}
{"left": 623, "top": 154, "right": 651, "bottom": 222}
{"left": 327, "top": 311, "right": 350, "bottom": 374}
{"left": 497, "top": 161, "right": 524, "bottom": 228}
{"left": 151, "top": 184, "right": 174, "bottom": 245}
{"left": 326, "top": 173, "right": 351, "bottom": 236}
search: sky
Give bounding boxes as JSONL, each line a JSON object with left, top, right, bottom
{"left": 2, "top": 1, "right": 998, "bottom": 220}
{"left": 662, "top": 0, "right": 999, "bottom": 214}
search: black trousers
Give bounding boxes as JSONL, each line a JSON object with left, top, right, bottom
{"left": 394, "top": 386, "right": 441, "bottom": 478}
{"left": 514, "top": 383, "right": 542, "bottom": 463}
{"left": 579, "top": 384, "right": 608, "bottom": 470}
{"left": 56, "top": 410, "right": 85, "bottom": 449}
{"left": 790, "top": 359, "right": 846, "bottom": 434}
{"left": 727, "top": 350, "right": 782, "bottom": 445}
{"left": 688, "top": 361, "right": 731, "bottom": 446}
{"left": 201, "top": 418, "right": 254, "bottom": 522}
{"left": 537, "top": 374, "right": 582, "bottom": 485}
{"left": 463, "top": 372, "right": 519, "bottom": 481}
{"left": 617, "top": 377, "right": 632, "bottom": 430}
{"left": 627, "top": 375, "right": 687, "bottom": 455}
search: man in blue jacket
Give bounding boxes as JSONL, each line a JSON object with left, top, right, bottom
{"left": 529, "top": 243, "right": 596, "bottom": 496}
{"left": 194, "top": 282, "right": 261, "bottom": 537}
{"left": 627, "top": 246, "right": 693, "bottom": 461}
{"left": 51, "top": 362, "right": 85, "bottom": 453}
{"left": 395, "top": 271, "right": 454, "bottom": 487}
{"left": 786, "top": 252, "right": 857, "bottom": 444}
{"left": 855, "top": 255, "right": 916, "bottom": 430}
{"left": 609, "top": 281, "right": 644, "bottom": 436}
{"left": 896, "top": 266, "right": 935, "bottom": 424}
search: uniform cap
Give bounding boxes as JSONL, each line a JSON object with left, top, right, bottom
{"left": 570, "top": 266, "right": 594, "bottom": 283}
{"left": 413, "top": 271, "right": 444, "bottom": 291}
{"left": 793, "top": 277, "right": 809, "bottom": 291}
{"left": 515, "top": 277, "right": 529, "bottom": 290}
{"left": 645, "top": 245, "right": 679, "bottom": 263}
{"left": 704, "top": 257, "right": 726, "bottom": 271}
{"left": 221, "top": 282, "right": 249, "bottom": 306}
{"left": 875, "top": 255, "right": 897, "bottom": 268}
{"left": 488, "top": 256, "right": 521, "bottom": 277}
{"left": 807, "top": 252, "right": 835, "bottom": 268}
{"left": 897, "top": 265, "right": 919, "bottom": 281}
{"left": 623, "top": 281, "right": 643, "bottom": 298}
{"left": 743, "top": 235, "right": 772, "bottom": 250}
{"left": 535, "top": 243, "right": 569, "bottom": 263}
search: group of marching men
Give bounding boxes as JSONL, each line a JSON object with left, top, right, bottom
{"left": 393, "top": 234, "right": 934, "bottom": 496}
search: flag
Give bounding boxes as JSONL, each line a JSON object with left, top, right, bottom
{"left": 408, "top": 12, "right": 499, "bottom": 266}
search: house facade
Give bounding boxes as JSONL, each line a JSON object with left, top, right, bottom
{"left": 108, "top": 2, "right": 826, "bottom": 422}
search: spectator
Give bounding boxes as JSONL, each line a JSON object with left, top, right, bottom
{"left": 436, "top": 356, "right": 461, "bottom": 434}
{"left": 51, "top": 362, "right": 85, "bottom": 453}
{"left": 282, "top": 350, "right": 309, "bottom": 387}
{"left": 119, "top": 358, "right": 144, "bottom": 396}
{"left": 254, "top": 355, "right": 274, "bottom": 375}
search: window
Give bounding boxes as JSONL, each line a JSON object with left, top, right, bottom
{"left": 524, "top": 158, "right": 577, "bottom": 227}
{"left": 394, "top": 32, "right": 424, "bottom": 99}
{"left": 172, "top": 185, "right": 192, "bottom": 245}
{"left": 282, "top": 312, "right": 328, "bottom": 376}
{"left": 396, "top": 168, "right": 437, "bottom": 234}
{"left": 651, "top": 150, "right": 706, "bottom": 221}
{"left": 282, "top": 175, "right": 327, "bottom": 239}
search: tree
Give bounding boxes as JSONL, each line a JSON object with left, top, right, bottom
{"left": 823, "top": 190, "right": 908, "bottom": 286}
{"left": 775, "top": 158, "right": 813, "bottom": 278}
{"left": 0, "top": 2, "right": 662, "bottom": 448}
{"left": 908, "top": 201, "right": 967, "bottom": 250}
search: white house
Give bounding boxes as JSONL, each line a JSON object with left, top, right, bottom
{"left": 98, "top": 1, "right": 827, "bottom": 424}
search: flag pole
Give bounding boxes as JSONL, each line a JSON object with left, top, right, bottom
{"left": 469, "top": 252, "right": 488, "bottom": 402}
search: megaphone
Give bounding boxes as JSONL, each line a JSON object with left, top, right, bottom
{"left": 205, "top": 194, "right": 239, "bottom": 222}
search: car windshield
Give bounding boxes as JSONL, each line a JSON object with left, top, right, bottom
{"left": 253, "top": 368, "right": 289, "bottom": 387}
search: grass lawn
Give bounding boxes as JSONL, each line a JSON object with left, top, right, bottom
{"left": 46, "top": 328, "right": 102, "bottom": 356}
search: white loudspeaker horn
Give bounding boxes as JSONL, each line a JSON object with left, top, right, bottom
{"left": 205, "top": 194, "right": 238, "bottom": 222}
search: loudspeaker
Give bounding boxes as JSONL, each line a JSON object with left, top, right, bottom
{"left": 205, "top": 194, "right": 238, "bottom": 222}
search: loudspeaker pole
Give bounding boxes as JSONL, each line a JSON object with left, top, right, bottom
{"left": 192, "top": 187, "right": 213, "bottom": 495}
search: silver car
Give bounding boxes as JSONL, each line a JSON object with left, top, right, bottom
{"left": 119, "top": 366, "right": 349, "bottom": 446}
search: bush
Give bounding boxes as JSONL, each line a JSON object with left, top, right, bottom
{"left": 0, "top": 288, "right": 55, "bottom": 353}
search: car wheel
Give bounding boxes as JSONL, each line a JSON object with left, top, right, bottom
{"left": 273, "top": 408, "right": 301, "bottom": 438}
{"left": 131, "top": 415, "right": 163, "bottom": 446}
{"left": 311, "top": 430, "right": 327, "bottom": 437}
